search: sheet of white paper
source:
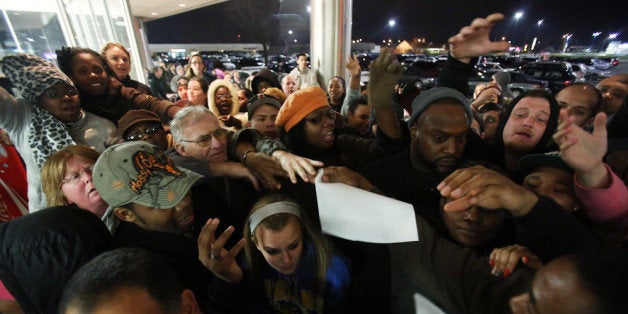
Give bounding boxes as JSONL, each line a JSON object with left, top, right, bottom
{"left": 314, "top": 171, "right": 419, "bottom": 243}
{"left": 414, "top": 293, "right": 445, "bottom": 314}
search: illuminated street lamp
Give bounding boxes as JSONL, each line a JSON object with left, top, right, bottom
{"left": 590, "top": 32, "right": 602, "bottom": 51}
{"left": 388, "top": 19, "right": 396, "bottom": 27}
{"left": 513, "top": 11, "right": 524, "bottom": 45}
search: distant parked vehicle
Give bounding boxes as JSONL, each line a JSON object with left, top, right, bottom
{"left": 400, "top": 60, "right": 441, "bottom": 90}
{"left": 519, "top": 61, "right": 582, "bottom": 94}
{"left": 468, "top": 70, "right": 550, "bottom": 98}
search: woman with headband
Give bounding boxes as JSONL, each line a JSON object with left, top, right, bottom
{"left": 198, "top": 194, "right": 350, "bottom": 313}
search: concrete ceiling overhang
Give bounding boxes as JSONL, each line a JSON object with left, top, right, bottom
{"left": 130, "top": 0, "right": 228, "bottom": 21}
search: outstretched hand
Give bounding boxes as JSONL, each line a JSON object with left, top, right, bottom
{"left": 448, "top": 13, "right": 510, "bottom": 63}
{"left": 271, "top": 150, "right": 324, "bottom": 184}
{"left": 244, "top": 152, "right": 288, "bottom": 190}
{"left": 345, "top": 54, "right": 361, "bottom": 77}
{"left": 368, "top": 48, "right": 404, "bottom": 110}
{"left": 319, "top": 166, "right": 376, "bottom": 191}
{"left": 437, "top": 165, "right": 538, "bottom": 217}
{"left": 489, "top": 244, "right": 543, "bottom": 278}
{"left": 553, "top": 110, "right": 609, "bottom": 188}
{"left": 197, "top": 218, "right": 246, "bottom": 283}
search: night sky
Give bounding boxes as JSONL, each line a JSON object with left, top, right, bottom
{"left": 146, "top": 0, "right": 625, "bottom": 50}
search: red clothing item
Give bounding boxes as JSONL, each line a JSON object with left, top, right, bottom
{"left": 0, "top": 141, "right": 27, "bottom": 222}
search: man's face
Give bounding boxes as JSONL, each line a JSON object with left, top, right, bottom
{"left": 502, "top": 97, "right": 550, "bottom": 154}
{"left": 509, "top": 257, "right": 597, "bottom": 314}
{"left": 596, "top": 75, "right": 627, "bottom": 115}
{"left": 128, "top": 192, "right": 194, "bottom": 234}
{"left": 481, "top": 109, "right": 500, "bottom": 142}
{"left": 347, "top": 104, "right": 372, "bottom": 135}
{"left": 327, "top": 78, "right": 345, "bottom": 104}
{"left": 522, "top": 167, "right": 577, "bottom": 211}
{"left": 296, "top": 55, "right": 308, "bottom": 70}
{"left": 175, "top": 115, "right": 228, "bottom": 163}
{"left": 282, "top": 75, "right": 297, "bottom": 96}
{"left": 410, "top": 103, "right": 469, "bottom": 174}
{"left": 249, "top": 104, "right": 279, "bottom": 138}
{"left": 123, "top": 121, "right": 168, "bottom": 152}
{"left": 440, "top": 198, "right": 506, "bottom": 248}
{"left": 556, "top": 85, "right": 598, "bottom": 127}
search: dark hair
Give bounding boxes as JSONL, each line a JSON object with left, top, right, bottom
{"left": 493, "top": 89, "right": 560, "bottom": 159}
{"left": 296, "top": 53, "right": 307, "bottom": 59}
{"left": 239, "top": 88, "right": 254, "bottom": 99}
{"left": 59, "top": 248, "right": 184, "bottom": 313}
{"left": 189, "top": 75, "right": 209, "bottom": 93}
{"left": 571, "top": 246, "right": 628, "bottom": 313}
{"left": 329, "top": 75, "right": 346, "bottom": 90}
{"left": 559, "top": 83, "right": 603, "bottom": 117}
{"left": 347, "top": 95, "right": 369, "bottom": 114}
{"left": 280, "top": 119, "right": 309, "bottom": 155}
{"left": 478, "top": 102, "right": 502, "bottom": 114}
{"left": 56, "top": 46, "right": 117, "bottom": 80}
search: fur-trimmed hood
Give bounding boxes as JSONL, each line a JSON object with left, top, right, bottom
{"left": 207, "top": 79, "right": 239, "bottom": 117}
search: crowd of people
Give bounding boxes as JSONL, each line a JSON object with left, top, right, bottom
{"left": 0, "top": 12, "right": 627, "bottom": 314}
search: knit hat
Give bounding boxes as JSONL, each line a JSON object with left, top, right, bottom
{"left": 251, "top": 68, "right": 281, "bottom": 94}
{"left": 518, "top": 151, "right": 573, "bottom": 176}
{"left": 276, "top": 86, "right": 330, "bottom": 132}
{"left": 0, "top": 53, "right": 74, "bottom": 103}
{"left": 117, "top": 109, "right": 162, "bottom": 138}
{"left": 407, "top": 87, "right": 472, "bottom": 127}
{"left": 93, "top": 142, "right": 201, "bottom": 209}
{"left": 247, "top": 93, "right": 282, "bottom": 120}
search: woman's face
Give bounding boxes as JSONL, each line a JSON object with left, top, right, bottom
{"left": 237, "top": 89, "right": 250, "bottom": 107}
{"left": 60, "top": 156, "right": 107, "bottom": 217}
{"left": 190, "top": 56, "right": 205, "bottom": 76}
{"left": 522, "top": 167, "right": 578, "bottom": 211}
{"left": 70, "top": 52, "right": 109, "bottom": 96}
{"left": 214, "top": 86, "right": 233, "bottom": 115}
{"left": 303, "top": 107, "right": 336, "bottom": 151}
{"left": 103, "top": 46, "right": 130, "bottom": 79}
{"left": 39, "top": 82, "right": 81, "bottom": 123}
{"left": 187, "top": 80, "right": 207, "bottom": 105}
{"left": 254, "top": 216, "right": 304, "bottom": 276}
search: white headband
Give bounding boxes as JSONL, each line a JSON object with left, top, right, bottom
{"left": 249, "top": 201, "right": 302, "bottom": 232}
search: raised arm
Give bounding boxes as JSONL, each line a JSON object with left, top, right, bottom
{"left": 367, "top": 49, "right": 404, "bottom": 139}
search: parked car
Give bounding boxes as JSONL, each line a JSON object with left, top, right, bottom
{"left": 519, "top": 61, "right": 583, "bottom": 94}
{"left": 468, "top": 70, "right": 550, "bottom": 98}
{"left": 400, "top": 60, "right": 441, "bottom": 90}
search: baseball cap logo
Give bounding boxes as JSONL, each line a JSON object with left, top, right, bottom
{"left": 130, "top": 151, "right": 184, "bottom": 194}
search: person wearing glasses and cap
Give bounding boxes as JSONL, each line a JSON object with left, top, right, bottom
{"left": 0, "top": 53, "right": 117, "bottom": 212}
{"left": 91, "top": 141, "right": 217, "bottom": 311}
{"left": 117, "top": 109, "right": 172, "bottom": 151}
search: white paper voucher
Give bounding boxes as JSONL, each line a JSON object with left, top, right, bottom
{"left": 314, "top": 171, "right": 419, "bottom": 243}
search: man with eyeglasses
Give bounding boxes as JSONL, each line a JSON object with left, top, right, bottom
{"left": 117, "top": 109, "right": 170, "bottom": 151}
{"left": 168, "top": 106, "right": 269, "bottom": 247}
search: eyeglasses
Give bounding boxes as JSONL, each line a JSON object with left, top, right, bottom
{"left": 215, "top": 94, "right": 233, "bottom": 100}
{"left": 304, "top": 110, "right": 336, "bottom": 124}
{"left": 125, "top": 125, "right": 163, "bottom": 141}
{"left": 179, "top": 128, "right": 227, "bottom": 147}
{"left": 45, "top": 87, "right": 78, "bottom": 99}
{"left": 60, "top": 164, "right": 95, "bottom": 186}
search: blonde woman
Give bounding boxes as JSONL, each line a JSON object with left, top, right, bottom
{"left": 198, "top": 194, "right": 350, "bottom": 313}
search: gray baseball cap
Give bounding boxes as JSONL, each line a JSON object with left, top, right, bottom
{"left": 93, "top": 142, "right": 201, "bottom": 209}
{"left": 407, "top": 87, "right": 472, "bottom": 127}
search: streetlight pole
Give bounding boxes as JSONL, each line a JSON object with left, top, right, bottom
{"left": 513, "top": 11, "right": 523, "bottom": 46}
{"left": 591, "top": 32, "right": 601, "bottom": 52}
